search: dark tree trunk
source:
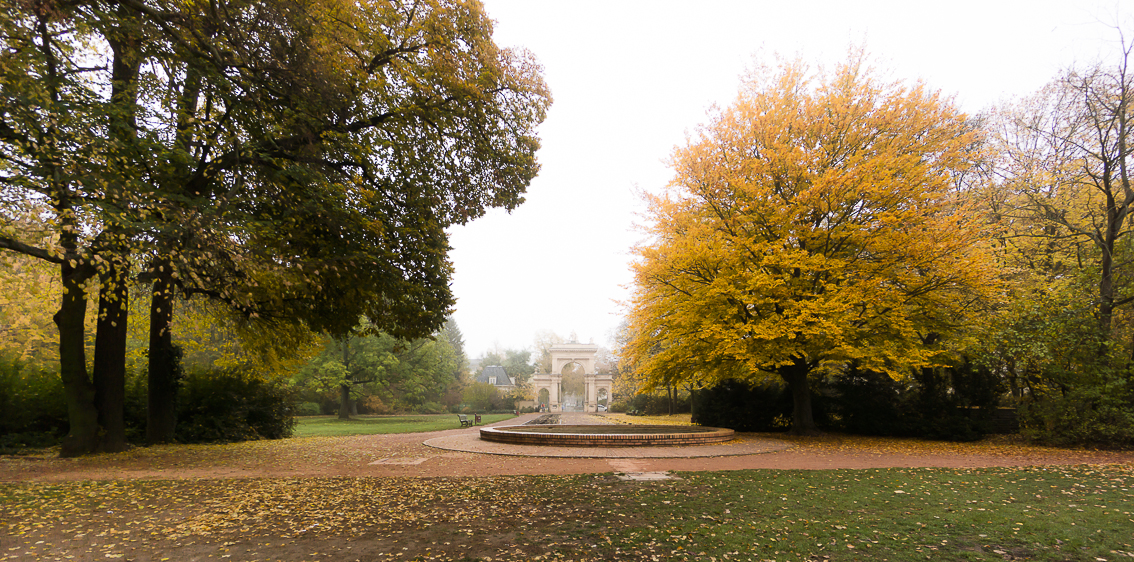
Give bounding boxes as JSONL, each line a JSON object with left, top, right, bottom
{"left": 93, "top": 6, "right": 140, "bottom": 453}
{"left": 55, "top": 262, "right": 99, "bottom": 457}
{"left": 338, "top": 336, "right": 353, "bottom": 419}
{"left": 689, "top": 385, "right": 699, "bottom": 425}
{"left": 779, "top": 356, "right": 817, "bottom": 435}
{"left": 339, "top": 383, "right": 351, "bottom": 420}
{"left": 93, "top": 258, "right": 129, "bottom": 452}
{"left": 147, "top": 262, "right": 179, "bottom": 444}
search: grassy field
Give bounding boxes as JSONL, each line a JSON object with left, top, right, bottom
{"left": 292, "top": 413, "right": 517, "bottom": 437}
{"left": 604, "top": 465, "right": 1134, "bottom": 561}
{"left": 3, "top": 464, "right": 1131, "bottom": 561}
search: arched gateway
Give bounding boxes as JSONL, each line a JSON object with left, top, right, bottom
{"left": 531, "top": 339, "right": 613, "bottom": 413}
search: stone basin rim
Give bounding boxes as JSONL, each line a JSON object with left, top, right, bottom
{"left": 478, "top": 424, "right": 735, "bottom": 447}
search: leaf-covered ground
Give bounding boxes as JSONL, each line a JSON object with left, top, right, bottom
{"left": 2, "top": 465, "right": 1133, "bottom": 561}
{"left": 3, "top": 416, "right": 1134, "bottom": 561}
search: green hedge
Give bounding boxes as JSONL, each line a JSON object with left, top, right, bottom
{"left": 692, "top": 380, "right": 793, "bottom": 431}
{"left": 175, "top": 367, "right": 298, "bottom": 442}
{"left": 691, "top": 360, "right": 1003, "bottom": 441}
{"left": 0, "top": 356, "right": 68, "bottom": 451}
{"left": 0, "top": 357, "right": 297, "bottom": 451}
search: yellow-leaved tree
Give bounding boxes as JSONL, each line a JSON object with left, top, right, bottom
{"left": 624, "top": 53, "right": 1001, "bottom": 433}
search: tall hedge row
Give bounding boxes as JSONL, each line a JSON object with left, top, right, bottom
{"left": 0, "top": 355, "right": 297, "bottom": 451}
{"left": 693, "top": 360, "right": 1006, "bottom": 441}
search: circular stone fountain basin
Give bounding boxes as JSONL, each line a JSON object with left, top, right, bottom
{"left": 479, "top": 424, "right": 735, "bottom": 447}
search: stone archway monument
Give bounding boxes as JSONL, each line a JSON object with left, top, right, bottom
{"left": 531, "top": 337, "right": 612, "bottom": 413}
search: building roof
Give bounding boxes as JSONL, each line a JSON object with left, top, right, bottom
{"left": 476, "top": 365, "right": 513, "bottom": 387}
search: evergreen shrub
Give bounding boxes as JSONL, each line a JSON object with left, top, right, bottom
{"left": 0, "top": 356, "right": 67, "bottom": 451}
{"left": 175, "top": 367, "right": 298, "bottom": 443}
{"left": 906, "top": 361, "right": 1004, "bottom": 441}
{"left": 628, "top": 393, "right": 690, "bottom": 415}
{"left": 608, "top": 399, "right": 630, "bottom": 413}
{"left": 827, "top": 363, "right": 905, "bottom": 436}
{"left": 296, "top": 402, "right": 322, "bottom": 416}
{"left": 692, "top": 380, "right": 791, "bottom": 432}
{"left": 1020, "top": 369, "right": 1134, "bottom": 448}
{"left": 823, "top": 359, "right": 1005, "bottom": 441}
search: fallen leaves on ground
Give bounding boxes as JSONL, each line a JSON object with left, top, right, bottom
{"left": 0, "top": 475, "right": 621, "bottom": 561}
{"left": 3, "top": 465, "right": 1132, "bottom": 561}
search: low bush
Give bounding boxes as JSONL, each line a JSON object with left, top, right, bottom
{"left": 693, "top": 380, "right": 792, "bottom": 431}
{"left": 823, "top": 359, "right": 1006, "bottom": 441}
{"left": 175, "top": 367, "right": 298, "bottom": 443}
{"left": 625, "top": 393, "right": 689, "bottom": 416}
{"left": 905, "top": 361, "right": 1004, "bottom": 441}
{"left": 1020, "top": 370, "right": 1134, "bottom": 448}
{"left": 0, "top": 356, "right": 297, "bottom": 449}
{"left": 827, "top": 363, "right": 904, "bottom": 435}
{"left": 359, "top": 395, "right": 394, "bottom": 415}
{"left": 296, "top": 402, "right": 322, "bottom": 416}
{"left": 0, "top": 356, "right": 67, "bottom": 451}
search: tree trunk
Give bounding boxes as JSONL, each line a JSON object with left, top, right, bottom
{"left": 1099, "top": 224, "right": 1117, "bottom": 336}
{"left": 93, "top": 258, "right": 129, "bottom": 452}
{"left": 55, "top": 262, "right": 99, "bottom": 457}
{"left": 147, "top": 261, "right": 179, "bottom": 444}
{"left": 339, "top": 383, "right": 351, "bottom": 420}
{"left": 338, "top": 336, "right": 352, "bottom": 419}
{"left": 92, "top": 6, "right": 140, "bottom": 453}
{"left": 779, "top": 356, "right": 817, "bottom": 435}
{"left": 689, "top": 385, "right": 699, "bottom": 425}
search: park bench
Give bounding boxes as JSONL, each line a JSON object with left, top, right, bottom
{"left": 457, "top": 414, "right": 483, "bottom": 427}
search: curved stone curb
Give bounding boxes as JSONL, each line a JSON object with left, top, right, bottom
{"left": 423, "top": 432, "right": 792, "bottom": 458}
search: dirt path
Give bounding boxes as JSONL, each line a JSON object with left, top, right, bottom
{"left": 2, "top": 414, "right": 1131, "bottom": 483}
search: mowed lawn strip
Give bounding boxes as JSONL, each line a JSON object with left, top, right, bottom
{"left": 292, "top": 414, "right": 517, "bottom": 437}
{"left": 2, "top": 465, "right": 1131, "bottom": 561}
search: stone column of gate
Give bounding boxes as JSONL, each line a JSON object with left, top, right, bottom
{"left": 584, "top": 374, "right": 597, "bottom": 412}
{"left": 549, "top": 373, "right": 561, "bottom": 411}
{"left": 596, "top": 374, "right": 613, "bottom": 411}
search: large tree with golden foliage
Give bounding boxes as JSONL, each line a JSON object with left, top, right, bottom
{"left": 624, "top": 53, "right": 1000, "bottom": 433}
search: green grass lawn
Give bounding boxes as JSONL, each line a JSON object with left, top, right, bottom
{"left": 587, "top": 465, "right": 1134, "bottom": 561}
{"left": 292, "top": 413, "right": 516, "bottom": 437}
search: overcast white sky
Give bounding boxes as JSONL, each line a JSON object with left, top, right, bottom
{"left": 447, "top": 0, "right": 1132, "bottom": 358}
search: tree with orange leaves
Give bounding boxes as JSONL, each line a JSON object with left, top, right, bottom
{"left": 624, "top": 53, "right": 1000, "bottom": 434}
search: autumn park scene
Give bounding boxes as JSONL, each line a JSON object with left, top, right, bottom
{"left": 3, "top": 0, "right": 1134, "bottom": 561}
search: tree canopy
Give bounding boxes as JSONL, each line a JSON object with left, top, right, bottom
{"left": 0, "top": 0, "right": 549, "bottom": 454}
{"left": 624, "top": 53, "right": 1000, "bottom": 433}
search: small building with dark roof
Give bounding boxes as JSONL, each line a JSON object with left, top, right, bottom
{"left": 476, "top": 365, "right": 514, "bottom": 390}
